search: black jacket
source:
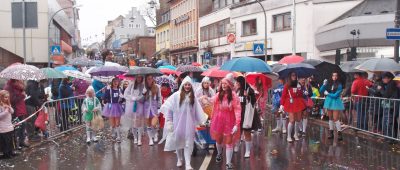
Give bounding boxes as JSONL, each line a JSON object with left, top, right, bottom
{"left": 25, "top": 80, "right": 41, "bottom": 107}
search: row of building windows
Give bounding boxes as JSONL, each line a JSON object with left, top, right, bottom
{"left": 127, "top": 23, "right": 141, "bottom": 29}
{"left": 200, "top": 18, "right": 229, "bottom": 41}
{"left": 212, "top": 0, "right": 244, "bottom": 11}
{"left": 170, "top": 0, "right": 196, "bottom": 20}
{"left": 171, "top": 22, "right": 196, "bottom": 45}
{"left": 157, "top": 30, "right": 170, "bottom": 44}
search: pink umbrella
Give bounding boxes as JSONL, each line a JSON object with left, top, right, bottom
{"left": 279, "top": 55, "right": 304, "bottom": 64}
{"left": 201, "top": 67, "right": 230, "bottom": 78}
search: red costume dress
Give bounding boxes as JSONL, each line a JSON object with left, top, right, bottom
{"left": 280, "top": 84, "right": 306, "bottom": 113}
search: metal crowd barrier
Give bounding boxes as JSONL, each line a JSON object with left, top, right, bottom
{"left": 348, "top": 95, "right": 400, "bottom": 141}
{"left": 13, "top": 87, "right": 106, "bottom": 145}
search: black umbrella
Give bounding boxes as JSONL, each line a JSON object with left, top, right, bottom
{"left": 126, "top": 67, "right": 163, "bottom": 76}
{"left": 304, "top": 61, "right": 346, "bottom": 87}
{"left": 302, "top": 59, "right": 322, "bottom": 67}
{"left": 277, "top": 63, "right": 316, "bottom": 78}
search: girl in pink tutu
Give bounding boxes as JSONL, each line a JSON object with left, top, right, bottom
{"left": 210, "top": 76, "right": 241, "bottom": 169}
{"left": 102, "top": 78, "right": 124, "bottom": 143}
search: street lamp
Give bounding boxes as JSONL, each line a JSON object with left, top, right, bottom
{"left": 255, "top": 0, "right": 268, "bottom": 62}
{"left": 47, "top": 5, "right": 82, "bottom": 67}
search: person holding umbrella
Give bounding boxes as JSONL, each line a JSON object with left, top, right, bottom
{"left": 280, "top": 72, "right": 306, "bottom": 142}
{"left": 102, "top": 78, "right": 124, "bottom": 143}
{"left": 124, "top": 76, "right": 146, "bottom": 146}
{"left": 320, "top": 72, "right": 345, "bottom": 140}
{"left": 210, "top": 75, "right": 241, "bottom": 169}
{"left": 298, "top": 77, "right": 313, "bottom": 136}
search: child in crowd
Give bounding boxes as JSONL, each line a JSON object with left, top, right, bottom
{"left": 82, "top": 87, "right": 102, "bottom": 144}
{"left": 0, "top": 90, "right": 16, "bottom": 159}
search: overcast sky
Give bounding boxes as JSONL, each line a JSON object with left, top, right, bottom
{"left": 78, "top": 0, "right": 154, "bottom": 46}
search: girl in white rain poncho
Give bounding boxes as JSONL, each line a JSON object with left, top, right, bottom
{"left": 124, "top": 76, "right": 146, "bottom": 146}
{"left": 160, "top": 76, "right": 207, "bottom": 170}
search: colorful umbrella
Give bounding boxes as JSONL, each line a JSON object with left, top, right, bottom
{"left": 63, "top": 70, "right": 91, "bottom": 81}
{"left": 126, "top": 67, "right": 163, "bottom": 76}
{"left": 0, "top": 63, "right": 46, "bottom": 81}
{"left": 159, "top": 68, "right": 177, "bottom": 75}
{"left": 88, "top": 66, "right": 128, "bottom": 77}
{"left": 245, "top": 73, "right": 272, "bottom": 90}
{"left": 104, "top": 61, "right": 121, "bottom": 66}
{"left": 355, "top": 58, "right": 400, "bottom": 72}
{"left": 220, "top": 57, "right": 271, "bottom": 73}
{"left": 158, "top": 65, "right": 177, "bottom": 70}
{"left": 155, "top": 75, "right": 178, "bottom": 90}
{"left": 201, "top": 67, "right": 230, "bottom": 78}
{"left": 116, "top": 74, "right": 135, "bottom": 81}
{"left": 277, "top": 63, "right": 316, "bottom": 78}
{"left": 192, "top": 62, "right": 202, "bottom": 67}
{"left": 176, "top": 65, "right": 203, "bottom": 73}
{"left": 279, "top": 55, "right": 304, "bottom": 64}
{"left": 54, "top": 65, "right": 78, "bottom": 72}
{"left": 40, "top": 68, "right": 67, "bottom": 79}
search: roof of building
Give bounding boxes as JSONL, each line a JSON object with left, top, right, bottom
{"left": 331, "top": 0, "right": 395, "bottom": 23}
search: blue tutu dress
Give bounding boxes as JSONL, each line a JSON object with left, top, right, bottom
{"left": 320, "top": 83, "right": 345, "bottom": 111}
{"left": 102, "top": 88, "right": 124, "bottom": 117}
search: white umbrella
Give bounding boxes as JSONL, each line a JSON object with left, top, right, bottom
{"left": 63, "top": 70, "right": 91, "bottom": 81}
{"left": 0, "top": 63, "right": 46, "bottom": 81}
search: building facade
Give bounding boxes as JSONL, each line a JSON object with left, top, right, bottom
{"left": 155, "top": 0, "right": 171, "bottom": 62}
{"left": 121, "top": 36, "right": 156, "bottom": 64}
{"left": 169, "top": 0, "right": 201, "bottom": 65}
{"left": 0, "top": 0, "right": 80, "bottom": 67}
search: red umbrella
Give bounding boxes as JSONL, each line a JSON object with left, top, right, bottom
{"left": 192, "top": 62, "right": 202, "bottom": 67}
{"left": 160, "top": 68, "right": 177, "bottom": 75}
{"left": 245, "top": 73, "right": 272, "bottom": 90}
{"left": 279, "top": 55, "right": 304, "bottom": 64}
{"left": 201, "top": 67, "right": 230, "bottom": 78}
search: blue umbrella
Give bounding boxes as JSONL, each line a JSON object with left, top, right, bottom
{"left": 155, "top": 60, "right": 170, "bottom": 67}
{"left": 54, "top": 65, "right": 78, "bottom": 72}
{"left": 158, "top": 65, "right": 176, "bottom": 70}
{"left": 220, "top": 57, "right": 272, "bottom": 73}
{"left": 277, "top": 63, "right": 316, "bottom": 78}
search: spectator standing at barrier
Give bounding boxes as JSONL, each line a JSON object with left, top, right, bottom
{"left": 0, "top": 90, "right": 17, "bottom": 159}
{"left": 58, "top": 78, "right": 75, "bottom": 132}
{"left": 92, "top": 79, "right": 105, "bottom": 103}
{"left": 25, "top": 80, "right": 43, "bottom": 141}
{"left": 272, "top": 78, "right": 287, "bottom": 134}
{"left": 320, "top": 72, "right": 345, "bottom": 140}
{"left": 299, "top": 78, "right": 313, "bottom": 136}
{"left": 72, "top": 78, "right": 90, "bottom": 124}
{"left": 4, "top": 79, "right": 29, "bottom": 148}
{"left": 367, "top": 73, "right": 384, "bottom": 133}
{"left": 102, "top": 78, "right": 124, "bottom": 143}
{"left": 280, "top": 72, "right": 306, "bottom": 142}
{"left": 351, "top": 72, "right": 372, "bottom": 130}
{"left": 375, "top": 72, "right": 398, "bottom": 140}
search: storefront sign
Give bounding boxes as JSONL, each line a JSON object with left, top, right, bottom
{"left": 174, "top": 14, "right": 189, "bottom": 25}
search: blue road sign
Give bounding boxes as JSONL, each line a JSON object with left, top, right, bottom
{"left": 204, "top": 52, "right": 212, "bottom": 60}
{"left": 253, "top": 43, "right": 264, "bottom": 54}
{"left": 51, "top": 45, "right": 61, "bottom": 55}
{"left": 386, "top": 28, "right": 400, "bottom": 40}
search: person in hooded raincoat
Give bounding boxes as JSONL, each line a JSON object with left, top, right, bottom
{"left": 195, "top": 77, "right": 215, "bottom": 118}
{"left": 160, "top": 76, "right": 207, "bottom": 170}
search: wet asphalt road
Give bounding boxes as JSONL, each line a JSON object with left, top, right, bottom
{"left": 1, "top": 116, "right": 400, "bottom": 170}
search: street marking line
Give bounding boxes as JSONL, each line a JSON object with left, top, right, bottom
{"left": 199, "top": 150, "right": 213, "bottom": 170}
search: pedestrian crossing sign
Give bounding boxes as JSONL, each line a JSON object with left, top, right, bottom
{"left": 253, "top": 43, "right": 264, "bottom": 54}
{"left": 51, "top": 45, "right": 61, "bottom": 55}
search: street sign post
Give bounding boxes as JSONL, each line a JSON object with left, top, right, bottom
{"left": 204, "top": 52, "right": 212, "bottom": 60}
{"left": 51, "top": 45, "right": 61, "bottom": 55}
{"left": 253, "top": 43, "right": 264, "bottom": 55}
{"left": 386, "top": 28, "right": 400, "bottom": 40}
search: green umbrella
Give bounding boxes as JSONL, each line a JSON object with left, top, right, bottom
{"left": 40, "top": 68, "right": 67, "bottom": 79}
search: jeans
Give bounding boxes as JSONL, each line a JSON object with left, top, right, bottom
{"left": 356, "top": 102, "right": 368, "bottom": 130}
{"left": 383, "top": 107, "right": 394, "bottom": 137}
{"left": 16, "top": 115, "right": 27, "bottom": 144}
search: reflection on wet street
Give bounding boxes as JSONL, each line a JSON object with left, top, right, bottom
{"left": 1, "top": 117, "right": 399, "bottom": 170}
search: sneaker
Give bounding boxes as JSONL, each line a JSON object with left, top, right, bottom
{"left": 216, "top": 154, "right": 222, "bottom": 163}
{"left": 92, "top": 136, "right": 98, "bottom": 142}
{"left": 272, "top": 127, "right": 281, "bottom": 133}
{"left": 338, "top": 131, "right": 343, "bottom": 141}
{"left": 185, "top": 165, "right": 193, "bottom": 170}
{"left": 287, "top": 137, "right": 293, "bottom": 142}
{"left": 86, "top": 137, "right": 91, "bottom": 144}
{"left": 327, "top": 130, "right": 334, "bottom": 139}
{"left": 244, "top": 151, "right": 250, "bottom": 158}
{"left": 149, "top": 139, "right": 154, "bottom": 146}
{"left": 294, "top": 134, "right": 300, "bottom": 141}
{"left": 226, "top": 163, "right": 234, "bottom": 169}
{"left": 176, "top": 160, "right": 183, "bottom": 167}
{"left": 282, "top": 129, "right": 287, "bottom": 134}
{"left": 134, "top": 138, "right": 138, "bottom": 144}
